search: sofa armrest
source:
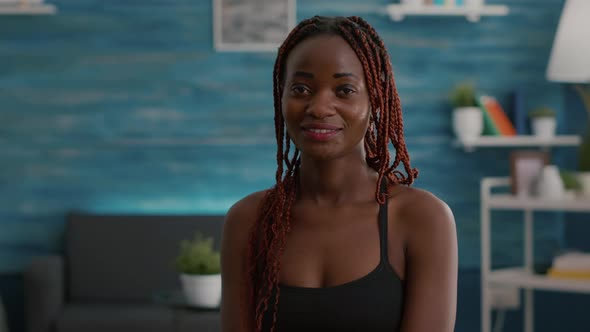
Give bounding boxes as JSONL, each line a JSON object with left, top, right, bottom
{"left": 24, "top": 255, "right": 64, "bottom": 332}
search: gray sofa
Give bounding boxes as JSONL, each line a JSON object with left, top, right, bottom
{"left": 24, "top": 212, "right": 224, "bottom": 332}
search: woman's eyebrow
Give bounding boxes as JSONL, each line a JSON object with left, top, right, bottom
{"left": 333, "top": 72, "right": 358, "bottom": 79}
{"left": 293, "top": 71, "right": 314, "bottom": 78}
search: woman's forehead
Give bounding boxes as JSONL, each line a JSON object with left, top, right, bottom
{"left": 284, "top": 34, "right": 364, "bottom": 77}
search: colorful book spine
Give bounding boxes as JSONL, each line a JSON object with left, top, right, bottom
{"left": 479, "top": 95, "right": 517, "bottom": 136}
{"left": 547, "top": 268, "right": 590, "bottom": 280}
{"left": 476, "top": 95, "right": 501, "bottom": 136}
{"left": 511, "top": 89, "right": 528, "bottom": 135}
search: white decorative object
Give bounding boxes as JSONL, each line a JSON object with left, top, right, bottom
{"left": 452, "top": 106, "right": 483, "bottom": 144}
{"left": 534, "top": 165, "right": 565, "bottom": 199}
{"left": 180, "top": 273, "right": 222, "bottom": 308}
{"left": 546, "top": 0, "right": 590, "bottom": 83}
{"left": 531, "top": 117, "right": 557, "bottom": 139}
{"left": 577, "top": 172, "right": 590, "bottom": 197}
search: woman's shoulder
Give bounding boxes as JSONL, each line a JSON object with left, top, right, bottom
{"left": 221, "top": 190, "right": 269, "bottom": 265}
{"left": 224, "top": 189, "right": 269, "bottom": 230}
{"left": 388, "top": 184, "right": 455, "bottom": 234}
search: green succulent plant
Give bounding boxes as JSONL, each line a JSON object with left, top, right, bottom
{"left": 528, "top": 107, "right": 556, "bottom": 118}
{"left": 450, "top": 83, "right": 477, "bottom": 108}
{"left": 175, "top": 232, "right": 221, "bottom": 275}
{"left": 560, "top": 170, "right": 583, "bottom": 191}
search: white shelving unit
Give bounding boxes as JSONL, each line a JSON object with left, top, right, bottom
{"left": 0, "top": 1, "right": 56, "bottom": 15}
{"left": 481, "top": 177, "right": 590, "bottom": 332}
{"left": 386, "top": 3, "right": 509, "bottom": 22}
{"left": 454, "top": 135, "right": 581, "bottom": 152}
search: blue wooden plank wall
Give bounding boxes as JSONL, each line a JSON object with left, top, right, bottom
{"left": 0, "top": 0, "right": 584, "bottom": 274}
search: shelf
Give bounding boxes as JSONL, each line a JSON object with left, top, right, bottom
{"left": 0, "top": 2, "right": 56, "bottom": 15}
{"left": 386, "top": 4, "right": 509, "bottom": 22}
{"left": 482, "top": 177, "right": 590, "bottom": 212}
{"left": 489, "top": 268, "right": 590, "bottom": 294}
{"left": 488, "top": 194, "right": 590, "bottom": 212}
{"left": 455, "top": 135, "right": 581, "bottom": 152}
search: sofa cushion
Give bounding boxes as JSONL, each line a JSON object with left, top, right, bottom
{"left": 57, "top": 303, "right": 221, "bottom": 332}
{"left": 56, "top": 303, "right": 173, "bottom": 332}
{"left": 65, "top": 213, "right": 224, "bottom": 302}
{"left": 177, "top": 310, "right": 221, "bottom": 332}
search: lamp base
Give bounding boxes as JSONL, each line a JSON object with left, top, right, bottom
{"left": 573, "top": 84, "right": 590, "bottom": 119}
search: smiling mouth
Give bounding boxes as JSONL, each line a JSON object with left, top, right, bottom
{"left": 305, "top": 128, "right": 340, "bottom": 134}
{"left": 301, "top": 127, "right": 342, "bottom": 141}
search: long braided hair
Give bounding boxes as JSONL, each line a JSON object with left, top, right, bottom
{"left": 246, "top": 16, "right": 418, "bottom": 332}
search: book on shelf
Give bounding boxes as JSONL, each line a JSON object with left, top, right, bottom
{"left": 547, "top": 268, "right": 590, "bottom": 280}
{"left": 476, "top": 95, "right": 501, "bottom": 136}
{"left": 477, "top": 95, "right": 517, "bottom": 136}
{"left": 546, "top": 252, "right": 590, "bottom": 280}
{"left": 510, "top": 89, "right": 529, "bottom": 135}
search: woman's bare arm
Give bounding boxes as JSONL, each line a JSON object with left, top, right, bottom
{"left": 220, "top": 191, "right": 266, "bottom": 332}
{"left": 399, "top": 190, "right": 458, "bottom": 332}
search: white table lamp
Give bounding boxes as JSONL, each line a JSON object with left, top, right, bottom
{"left": 546, "top": 0, "right": 590, "bottom": 190}
{"left": 546, "top": 0, "right": 590, "bottom": 84}
{"left": 546, "top": 0, "right": 590, "bottom": 123}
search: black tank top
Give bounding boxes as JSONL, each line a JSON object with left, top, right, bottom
{"left": 262, "top": 189, "right": 404, "bottom": 331}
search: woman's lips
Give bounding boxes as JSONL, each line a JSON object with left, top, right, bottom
{"left": 301, "top": 126, "right": 342, "bottom": 141}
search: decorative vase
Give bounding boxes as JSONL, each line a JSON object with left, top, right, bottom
{"left": 180, "top": 273, "right": 221, "bottom": 308}
{"left": 535, "top": 165, "right": 565, "bottom": 199}
{"left": 577, "top": 172, "right": 590, "bottom": 197}
{"left": 531, "top": 117, "right": 556, "bottom": 139}
{"left": 452, "top": 106, "right": 483, "bottom": 144}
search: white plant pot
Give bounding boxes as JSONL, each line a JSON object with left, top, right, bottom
{"left": 577, "top": 172, "right": 590, "bottom": 197}
{"left": 180, "top": 273, "right": 221, "bottom": 308}
{"left": 531, "top": 117, "right": 556, "bottom": 139}
{"left": 452, "top": 106, "right": 483, "bottom": 144}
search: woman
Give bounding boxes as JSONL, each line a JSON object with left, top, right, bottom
{"left": 221, "top": 15, "right": 457, "bottom": 332}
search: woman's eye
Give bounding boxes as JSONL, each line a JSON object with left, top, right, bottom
{"left": 338, "top": 86, "right": 357, "bottom": 96}
{"left": 290, "top": 85, "right": 310, "bottom": 95}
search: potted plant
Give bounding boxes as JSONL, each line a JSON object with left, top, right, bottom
{"left": 577, "top": 132, "right": 590, "bottom": 197}
{"left": 450, "top": 83, "right": 483, "bottom": 144}
{"left": 528, "top": 107, "right": 557, "bottom": 139}
{"left": 560, "top": 170, "right": 582, "bottom": 199}
{"left": 175, "top": 232, "right": 221, "bottom": 308}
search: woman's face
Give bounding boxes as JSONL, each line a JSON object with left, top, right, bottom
{"left": 282, "top": 34, "right": 371, "bottom": 161}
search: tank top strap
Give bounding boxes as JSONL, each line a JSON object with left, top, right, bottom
{"left": 378, "top": 177, "right": 389, "bottom": 264}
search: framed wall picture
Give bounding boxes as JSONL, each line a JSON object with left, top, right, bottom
{"left": 213, "top": 0, "right": 297, "bottom": 52}
{"left": 510, "top": 150, "right": 550, "bottom": 197}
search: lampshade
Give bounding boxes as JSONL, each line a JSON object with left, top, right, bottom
{"left": 546, "top": 0, "right": 590, "bottom": 83}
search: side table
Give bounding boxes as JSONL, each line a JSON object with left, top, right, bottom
{"left": 0, "top": 293, "right": 8, "bottom": 332}
{"left": 152, "top": 290, "right": 220, "bottom": 332}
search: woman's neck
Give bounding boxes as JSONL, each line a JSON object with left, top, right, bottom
{"left": 297, "top": 154, "right": 378, "bottom": 206}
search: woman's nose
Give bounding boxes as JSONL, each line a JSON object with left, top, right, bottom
{"left": 305, "top": 91, "right": 336, "bottom": 119}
